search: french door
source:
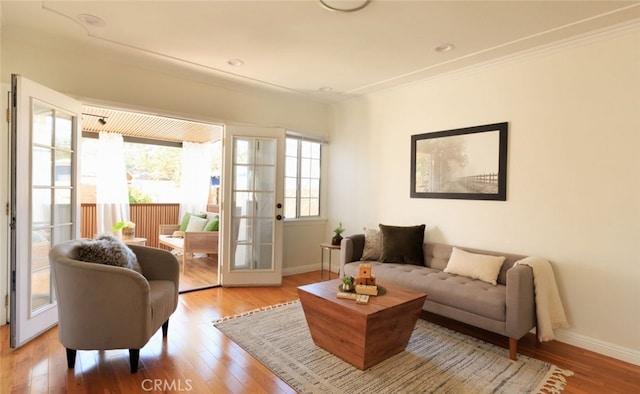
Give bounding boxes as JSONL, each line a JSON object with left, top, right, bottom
{"left": 220, "top": 126, "right": 284, "bottom": 286}
{"left": 9, "top": 75, "right": 81, "bottom": 347}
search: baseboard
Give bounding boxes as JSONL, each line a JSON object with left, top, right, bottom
{"left": 283, "top": 263, "right": 338, "bottom": 277}
{"left": 554, "top": 329, "right": 640, "bottom": 366}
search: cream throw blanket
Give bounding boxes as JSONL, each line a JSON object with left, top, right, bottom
{"left": 515, "top": 256, "right": 569, "bottom": 341}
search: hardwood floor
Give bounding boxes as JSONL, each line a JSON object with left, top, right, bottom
{"left": 179, "top": 254, "right": 218, "bottom": 292}
{"left": 1, "top": 270, "right": 638, "bottom": 393}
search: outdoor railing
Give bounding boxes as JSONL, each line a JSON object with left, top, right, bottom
{"left": 81, "top": 203, "right": 180, "bottom": 249}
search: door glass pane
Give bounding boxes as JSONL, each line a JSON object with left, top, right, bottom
{"left": 233, "top": 192, "right": 254, "bottom": 218}
{"left": 234, "top": 138, "right": 253, "bottom": 164}
{"left": 32, "top": 147, "right": 52, "bottom": 186}
{"left": 32, "top": 104, "right": 53, "bottom": 146}
{"left": 233, "top": 165, "right": 252, "bottom": 190}
{"left": 53, "top": 189, "right": 72, "bottom": 224}
{"left": 256, "top": 139, "right": 275, "bottom": 165}
{"left": 55, "top": 150, "right": 72, "bottom": 186}
{"left": 32, "top": 189, "right": 51, "bottom": 227}
{"left": 55, "top": 113, "right": 73, "bottom": 150}
{"left": 255, "top": 192, "right": 274, "bottom": 217}
{"left": 31, "top": 267, "right": 52, "bottom": 312}
{"left": 255, "top": 244, "right": 272, "bottom": 270}
{"left": 255, "top": 166, "right": 275, "bottom": 191}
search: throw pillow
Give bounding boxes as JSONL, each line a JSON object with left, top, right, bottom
{"left": 71, "top": 235, "right": 142, "bottom": 274}
{"left": 185, "top": 215, "right": 207, "bottom": 232}
{"left": 361, "top": 228, "right": 381, "bottom": 261}
{"left": 204, "top": 215, "right": 220, "bottom": 231}
{"left": 179, "top": 212, "right": 207, "bottom": 231}
{"left": 378, "top": 224, "right": 426, "bottom": 266}
{"left": 443, "top": 247, "right": 505, "bottom": 285}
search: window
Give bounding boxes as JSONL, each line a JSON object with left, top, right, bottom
{"left": 285, "top": 137, "right": 321, "bottom": 218}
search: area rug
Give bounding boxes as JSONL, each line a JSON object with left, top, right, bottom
{"left": 213, "top": 301, "right": 573, "bottom": 394}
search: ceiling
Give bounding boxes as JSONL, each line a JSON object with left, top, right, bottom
{"left": 82, "top": 105, "right": 224, "bottom": 143}
{"left": 3, "top": 1, "right": 640, "bottom": 104}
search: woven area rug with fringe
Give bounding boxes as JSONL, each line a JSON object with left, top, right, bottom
{"left": 213, "top": 301, "right": 573, "bottom": 394}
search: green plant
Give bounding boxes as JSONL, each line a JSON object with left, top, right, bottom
{"left": 334, "top": 222, "right": 345, "bottom": 235}
{"left": 342, "top": 276, "right": 354, "bottom": 286}
{"left": 111, "top": 221, "right": 136, "bottom": 232}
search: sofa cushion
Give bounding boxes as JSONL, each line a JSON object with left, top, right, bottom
{"left": 343, "top": 261, "right": 506, "bottom": 321}
{"left": 185, "top": 215, "right": 207, "bottom": 232}
{"left": 444, "top": 247, "right": 505, "bottom": 285}
{"left": 204, "top": 215, "right": 220, "bottom": 231}
{"left": 179, "top": 212, "right": 207, "bottom": 231}
{"left": 361, "top": 228, "right": 381, "bottom": 261}
{"left": 378, "top": 224, "right": 425, "bottom": 266}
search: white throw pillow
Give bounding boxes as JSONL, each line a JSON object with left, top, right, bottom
{"left": 361, "top": 228, "right": 381, "bottom": 261}
{"left": 443, "top": 247, "right": 505, "bottom": 285}
{"left": 185, "top": 215, "right": 207, "bottom": 232}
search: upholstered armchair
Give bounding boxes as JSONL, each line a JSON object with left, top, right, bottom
{"left": 50, "top": 240, "right": 180, "bottom": 373}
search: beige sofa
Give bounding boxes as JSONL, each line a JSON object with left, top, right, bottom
{"left": 340, "top": 234, "right": 536, "bottom": 360}
{"left": 50, "top": 240, "right": 179, "bottom": 373}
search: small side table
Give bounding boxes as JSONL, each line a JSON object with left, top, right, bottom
{"left": 320, "top": 242, "right": 341, "bottom": 280}
{"left": 123, "top": 237, "right": 147, "bottom": 246}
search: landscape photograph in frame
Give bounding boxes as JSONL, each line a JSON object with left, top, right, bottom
{"left": 410, "top": 122, "right": 508, "bottom": 200}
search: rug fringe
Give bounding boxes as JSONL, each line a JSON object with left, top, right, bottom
{"left": 212, "top": 299, "right": 300, "bottom": 325}
{"left": 535, "top": 365, "right": 574, "bottom": 394}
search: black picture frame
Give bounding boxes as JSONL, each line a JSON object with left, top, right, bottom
{"left": 410, "top": 122, "right": 508, "bottom": 200}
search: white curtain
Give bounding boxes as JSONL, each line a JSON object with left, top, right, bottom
{"left": 180, "top": 141, "right": 214, "bottom": 217}
{"left": 96, "top": 132, "right": 130, "bottom": 235}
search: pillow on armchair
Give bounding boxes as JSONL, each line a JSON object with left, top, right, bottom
{"left": 70, "top": 235, "right": 142, "bottom": 273}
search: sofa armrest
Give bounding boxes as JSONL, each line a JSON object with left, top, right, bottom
{"left": 159, "top": 224, "right": 180, "bottom": 235}
{"left": 505, "top": 264, "right": 536, "bottom": 339}
{"left": 339, "top": 234, "right": 365, "bottom": 278}
{"left": 183, "top": 231, "right": 219, "bottom": 254}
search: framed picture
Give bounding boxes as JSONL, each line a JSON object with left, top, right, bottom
{"left": 410, "top": 122, "right": 508, "bottom": 200}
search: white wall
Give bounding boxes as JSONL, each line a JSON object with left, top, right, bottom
{"left": 329, "top": 27, "right": 640, "bottom": 364}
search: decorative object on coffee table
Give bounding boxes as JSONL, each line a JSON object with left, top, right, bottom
{"left": 341, "top": 275, "right": 354, "bottom": 292}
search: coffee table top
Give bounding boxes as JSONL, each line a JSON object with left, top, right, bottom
{"left": 298, "top": 279, "right": 426, "bottom": 316}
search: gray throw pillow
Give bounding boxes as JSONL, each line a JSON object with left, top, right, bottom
{"left": 71, "top": 235, "right": 142, "bottom": 274}
{"left": 378, "top": 224, "right": 426, "bottom": 266}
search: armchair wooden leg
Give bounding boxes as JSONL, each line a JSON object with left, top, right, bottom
{"left": 509, "top": 338, "right": 518, "bottom": 361}
{"left": 129, "top": 349, "right": 140, "bottom": 373}
{"left": 66, "top": 348, "right": 77, "bottom": 369}
{"left": 162, "top": 319, "right": 169, "bottom": 337}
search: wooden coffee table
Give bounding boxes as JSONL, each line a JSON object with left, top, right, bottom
{"left": 297, "top": 279, "right": 426, "bottom": 370}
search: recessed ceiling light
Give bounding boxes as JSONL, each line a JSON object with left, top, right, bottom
{"left": 435, "top": 43, "right": 456, "bottom": 53}
{"left": 228, "top": 59, "right": 245, "bottom": 67}
{"left": 77, "top": 14, "right": 106, "bottom": 28}
{"left": 319, "top": 0, "right": 371, "bottom": 13}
